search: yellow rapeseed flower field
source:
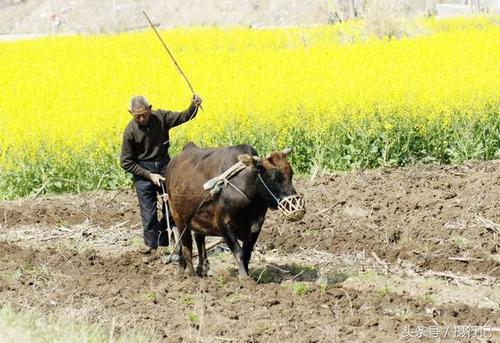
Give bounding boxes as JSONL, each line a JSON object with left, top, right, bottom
{"left": 0, "top": 16, "right": 498, "bottom": 198}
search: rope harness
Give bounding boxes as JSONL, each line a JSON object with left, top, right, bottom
{"left": 159, "top": 184, "right": 211, "bottom": 263}
{"left": 202, "top": 161, "right": 248, "bottom": 197}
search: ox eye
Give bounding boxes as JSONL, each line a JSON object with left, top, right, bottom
{"left": 270, "top": 169, "right": 282, "bottom": 182}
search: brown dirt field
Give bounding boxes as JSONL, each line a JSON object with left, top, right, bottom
{"left": 0, "top": 161, "right": 499, "bottom": 342}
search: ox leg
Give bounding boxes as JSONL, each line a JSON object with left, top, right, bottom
{"left": 178, "top": 243, "right": 186, "bottom": 271}
{"left": 242, "top": 231, "right": 260, "bottom": 275}
{"left": 180, "top": 227, "right": 195, "bottom": 276}
{"left": 195, "top": 234, "right": 208, "bottom": 277}
{"left": 220, "top": 225, "right": 247, "bottom": 277}
{"left": 173, "top": 221, "right": 186, "bottom": 271}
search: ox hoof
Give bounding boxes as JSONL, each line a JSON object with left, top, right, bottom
{"left": 180, "top": 266, "right": 196, "bottom": 277}
{"left": 237, "top": 272, "right": 250, "bottom": 280}
{"left": 196, "top": 267, "right": 208, "bottom": 277}
{"left": 238, "top": 276, "right": 256, "bottom": 286}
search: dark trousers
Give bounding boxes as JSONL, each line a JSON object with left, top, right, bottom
{"left": 134, "top": 159, "right": 172, "bottom": 249}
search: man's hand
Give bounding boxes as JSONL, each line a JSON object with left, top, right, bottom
{"left": 150, "top": 173, "right": 165, "bottom": 187}
{"left": 192, "top": 94, "right": 203, "bottom": 107}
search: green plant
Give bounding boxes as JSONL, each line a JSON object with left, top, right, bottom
{"left": 378, "top": 286, "right": 391, "bottom": 296}
{"left": 215, "top": 276, "right": 226, "bottom": 288}
{"left": 187, "top": 312, "right": 199, "bottom": 327}
{"left": 291, "top": 282, "right": 310, "bottom": 296}
{"left": 319, "top": 283, "right": 329, "bottom": 295}
{"left": 181, "top": 294, "right": 194, "bottom": 305}
{"left": 142, "top": 291, "right": 158, "bottom": 303}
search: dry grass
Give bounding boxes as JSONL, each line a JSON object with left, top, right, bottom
{"left": 0, "top": 305, "right": 157, "bottom": 343}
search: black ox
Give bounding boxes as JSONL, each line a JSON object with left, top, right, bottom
{"left": 164, "top": 142, "right": 305, "bottom": 277}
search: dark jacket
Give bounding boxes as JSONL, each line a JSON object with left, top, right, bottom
{"left": 120, "top": 103, "right": 198, "bottom": 179}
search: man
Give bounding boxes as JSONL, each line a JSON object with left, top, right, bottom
{"left": 120, "top": 94, "right": 202, "bottom": 255}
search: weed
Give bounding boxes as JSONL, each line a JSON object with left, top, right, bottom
{"left": 292, "top": 282, "right": 311, "bottom": 296}
{"left": 181, "top": 294, "right": 194, "bottom": 306}
{"left": 187, "top": 312, "right": 199, "bottom": 328}
{"left": 378, "top": 286, "right": 391, "bottom": 296}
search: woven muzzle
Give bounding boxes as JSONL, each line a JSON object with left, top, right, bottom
{"left": 278, "top": 195, "right": 306, "bottom": 222}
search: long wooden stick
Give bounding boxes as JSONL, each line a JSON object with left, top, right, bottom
{"left": 142, "top": 11, "right": 203, "bottom": 110}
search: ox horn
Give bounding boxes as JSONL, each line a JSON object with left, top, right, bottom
{"left": 252, "top": 155, "right": 262, "bottom": 163}
{"left": 282, "top": 147, "right": 293, "bottom": 156}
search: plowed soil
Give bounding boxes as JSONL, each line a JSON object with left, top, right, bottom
{"left": 0, "top": 161, "right": 499, "bottom": 342}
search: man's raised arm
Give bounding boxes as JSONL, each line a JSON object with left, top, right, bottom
{"left": 164, "top": 94, "right": 202, "bottom": 128}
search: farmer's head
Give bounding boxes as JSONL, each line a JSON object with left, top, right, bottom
{"left": 129, "top": 95, "right": 152, "bottom": 126}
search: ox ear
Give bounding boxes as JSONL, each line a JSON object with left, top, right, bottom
{"left": 238, "top": 154, "right": 256, "bottom": 167}
{"left": 252, "top": 155, "right": 263, "bottom": 167}
{"left": 252, "top": 155, "right": 265, "bottom": 172}
{"left": 282, "top": 147, "right": 293, "bottom": 156}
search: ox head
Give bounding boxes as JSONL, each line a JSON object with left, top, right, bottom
{"left": 238, "top": 148, "right": 305, "bottom": 222}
